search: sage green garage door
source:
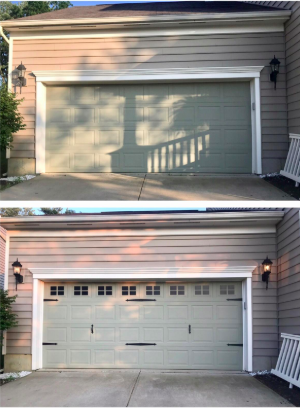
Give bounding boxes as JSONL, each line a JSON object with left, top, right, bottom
{"left": 45, "top": 82, "right": 252, "bottom": 173}
{"left": 43, "top": 282, "right": 243, "bottom": 369}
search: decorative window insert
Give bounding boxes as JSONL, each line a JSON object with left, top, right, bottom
{"left": 146, "top": 285, "right": 160, "bottom": 296}
{"left": 170, "top": 285, "right": 185, "bottom": 296}
{"left": 195, "top": 285, "right": 209, "bottom": 295}
{"left": 220, "top": 285, "right": 235, "bottom": 295}
{"left": 50, "top": 286, "right": 64, "bottom": 296}
{"left": 74, "top": 285, "right": 89, "bottom": 296}
{"left": 122, "top": 286, "right": 136, "bottom": 296}
{"left": 98, "top": 285, "right": 113, "bottom": 296}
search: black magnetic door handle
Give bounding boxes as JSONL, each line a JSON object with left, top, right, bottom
{"left": 189, "top": 325, "right": 191, "bottom": 334}
{"left": 91, "top": 324, "right": 94, "bottom": 334}
{"left": 126, "top": 343, "right": 156, "bottom": 346}
{"left": 126, "top": 299, "right": 156, "bottom": 302}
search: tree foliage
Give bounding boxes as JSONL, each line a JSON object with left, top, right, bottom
{"left": 40, "top": 208, "right": 76, "bottom": 215}
{"left": 0, "top": 83, "right": 26, "bottom": 150}
{"left": 0, "top": 1, "right": 73, "bottom": 83}
{"left": 0, "top": 290, "right": 18, "bottom": 346}
{"left": 0, "top": 208, "right": 36, "bottom": 217}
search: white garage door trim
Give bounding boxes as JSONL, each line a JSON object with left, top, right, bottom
{"left": 31, "top": 267, "right": 253, "bottom": 372}
{"left": 34, "top": 66, "right": 263, "bottom": 175}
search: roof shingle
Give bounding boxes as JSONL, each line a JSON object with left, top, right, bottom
{"left": 12, "top": 1, "right": 286, "bottom": 21}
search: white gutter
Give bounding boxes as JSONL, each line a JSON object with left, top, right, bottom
{"left": 0, "top": 211, "right": 285, "bottom": 226}
{"left": 0, "top": 25, "right": 9, "bottom": 44}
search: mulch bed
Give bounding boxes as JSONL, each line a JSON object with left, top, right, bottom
{"left": 263, "top": 174, "right": 300, "bottom": 200}
{"left": 255, "top": 373, "right": 300, "bottom": 407}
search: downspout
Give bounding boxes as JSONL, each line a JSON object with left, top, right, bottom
{"left": 0, "top": 25, "right": 9, "bottom": 45}
{"left": 0, "top": 26, "right": 11, "bottom": 161}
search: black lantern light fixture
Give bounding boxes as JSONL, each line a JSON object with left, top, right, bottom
{"left": 12, "top": 258, "right": 23, "bottom": 290}
{"left": 12, "top": 62, "right": 27, "bottom": 93}
{"left": 269, "top": 55, "right": 280, "bottom": 89}
{"left": 262, "top": 256, "right": 273, "bottom": 290}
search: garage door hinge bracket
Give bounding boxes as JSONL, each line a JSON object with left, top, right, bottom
{"left": 227, "top": 344, "right": 243, "bottom": 347}
{"left": 126, "top": 299, "right": 156, "bottom": 302}
{"left": 44, "top": 299, "right": 58, "bottom": 301}
{"left": 226, "top": 298, "right": 242, "bottom": 301}
{"left": 126, "top": 343, "right": 156, "bottom": 346}
{"left": 42, "top": 343, "right": 57, "bottom": 345}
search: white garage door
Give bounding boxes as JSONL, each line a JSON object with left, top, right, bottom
{"left": 43, "top": 282, "right": 243, "bottom": 370}
{"left": 45, "top": 82, "right": 252, "bottom": 173}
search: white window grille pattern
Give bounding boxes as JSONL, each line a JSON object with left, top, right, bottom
{"left": 280, "top": 134, "right": 300, "bottom": 187}
{"left": 271, "top": 333, "right": 300, "bottom": 389}
{"left": 98, "top": 285, "right": 113, "bottom": 296}
{"left": 50, "top": 286, "right": 64, "bottom": 296}
{"left": 146, "top": 285, "right": 160, "bottom": 295}
{"left": 220, "top": 285, "right": 235, "bottom": 295}
{"left": 74, "top": 286, "right": 88, "bottom": 296}
{"left": 170, "top": 285, "right": 185, "bottom": 296}
{"left": 195, "top": 285, "right": 209, "bottom": 295}
{"left": 122, "top": 286, "right": 136, "bottom": 296}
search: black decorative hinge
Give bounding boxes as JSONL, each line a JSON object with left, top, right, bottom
{"left": 44, "top": 299, "right": 58, "bottom": 302}
{"left": 126, "top": 299, "right": 156, "bottom": 302}
{"left": 42, "top": 343, "right": 57, "bottom": 345}
{"left": 226, "top": 298, "right": 242, "bottom": 301}
{"left": 227, "top": 344, "right": 243, "bottom": 347}
{"left": 126, "top": 343, "right": 156, "bottom": 346}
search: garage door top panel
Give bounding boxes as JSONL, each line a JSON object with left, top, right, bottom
{"left": 45, "top": 82, "right": 252, "bottom": 173}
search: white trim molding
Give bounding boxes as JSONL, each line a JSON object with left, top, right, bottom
{"left": 31, "top": 267, "right": 254, "bottom": 371}
{"left": 34, "top": 66, "right": 264, "bottom": 175}
{"left": 29, "top": 266, "right": 255, "bottom": 280}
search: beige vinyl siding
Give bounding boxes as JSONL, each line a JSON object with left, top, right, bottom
{"left": 12, "top": 31, "right": 288, "bottom": 173}
{"left": 0, "top": 227, "right": 6, "bottom": 289}
{"left": 277, "top": 209, "right": 300, "bottom": 343}
{"left": 247, "top": 1, "right": 300, "bottom": 134}
{"left": 7, "top": 232, "right": 278, "bottom": 370}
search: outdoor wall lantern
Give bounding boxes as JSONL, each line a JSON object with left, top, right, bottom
{"left": 12, "top": 62, "right": 27, "bottom": 93}
{"left": 262, "top": 256, "right": 273, "bottom": 290}
{"left": 269, "top": 55, "right": 280, "bottom": 89}
{"left": 12, "top": 258, "right": 23, "bottom": 290}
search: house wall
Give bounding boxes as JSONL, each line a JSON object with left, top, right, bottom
{"left": 0, "top": 227, "right": 6, "bottom": 289}
{"left": 277, "top": 208, "right": 300, "bottom": 344}
{"left": 10, "top": 31, "right": 288, "bottom": 174}
{"left": 5, "top": 230, "right": 279, "bottom": 371}
{"left": 247, "top": 1, "right": 300, "bottom": 135}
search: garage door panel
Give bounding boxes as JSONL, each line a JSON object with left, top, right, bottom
{"left": 94, "top": 327, "right": 115, "bottom": 342}
{"left": 143, "top": 327, "right": 164, "bottom": 342}
{"left": 46, "top": 83, "right": 251, "bottom": 173}
{"left": 95, "top": 305, "right": 116, "bottom": 320}
{"left": 43, "top": 282, "right": 243, "bottom": 370}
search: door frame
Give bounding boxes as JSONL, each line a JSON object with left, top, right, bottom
{"left": 34, "top": 66, "right": 264, "bottom": 174}
{"left": 31, "top": 267, "right": 253, "bottom": 372}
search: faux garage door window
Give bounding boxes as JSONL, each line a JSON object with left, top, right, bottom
{"left": 170, "top": 285, "right": 185, "bottom": 296}
{"left": 146, "top": 285, "right": 160, "bottom": 295}
{"left": 195, "top": 285, "right": 210, "bottom": 295}
{"left": 122, "top": 286, "right": 136, "bottom": 295}
{"left": 74, "top": 286, "right": 89, "bottom": 296}
{"left": 98, "top": 286, "right": 113, "bottom": 296}
{"left": 50, "top": 286, "right": 64, "bottom": 296}
{"left": 220, "top": 285, "right": 235, "bottom": 295}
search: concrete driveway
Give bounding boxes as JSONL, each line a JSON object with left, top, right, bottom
{"left": 0, "top": 370, "right": 293, "bottom": 407}
{"left": 0, "top": 173, "right": 294, "bottom": 201}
